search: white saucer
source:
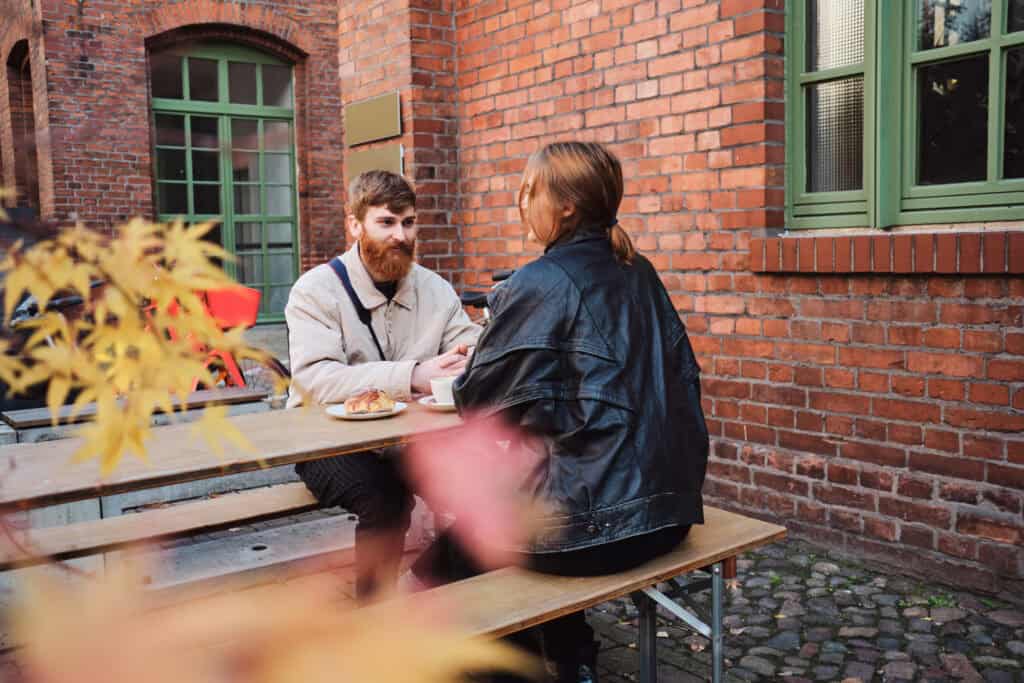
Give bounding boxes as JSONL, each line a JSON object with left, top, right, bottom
{"left": 418, "top": 396, "right": 457, "bottom": 412}
{"left": 326, "top": 401, "right": 408, "bottom": 421}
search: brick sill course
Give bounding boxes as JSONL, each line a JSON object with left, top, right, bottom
{"left": 750, "top": 231, "right": 1024, "bottom": 275}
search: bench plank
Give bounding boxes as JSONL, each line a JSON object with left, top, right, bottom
{"left": 0, "top": 387, "right": 269, "bottom": 429}
{"left": 0, "top": 482, "right": 318, "bottom": 570}
{"left": 379, "top": 506, "right": 786, "bottom": 639}
{"left": 0, "top": 403, "right": 462, "bottom": 512}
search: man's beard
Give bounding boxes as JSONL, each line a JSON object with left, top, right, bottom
{"left": 360, "top": 233, "right": 416, "bottom": 282}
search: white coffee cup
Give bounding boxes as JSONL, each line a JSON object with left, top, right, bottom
{"left": 430, "top": 376, "right": 456, "bottom": 406}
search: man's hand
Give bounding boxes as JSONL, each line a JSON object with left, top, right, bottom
{"left": 411, "top": 345, "right": 470, "bottom": 394}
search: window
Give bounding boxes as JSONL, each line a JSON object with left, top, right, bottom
{"left": 786, "top": 1, "right": 1024, "bottom": 229}
{"left": 149, "top": 43, "right": 298, "bottom": 320}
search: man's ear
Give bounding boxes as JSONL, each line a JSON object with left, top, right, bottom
{"left": 347, "top": 214, "right": 363, "bottom": 240}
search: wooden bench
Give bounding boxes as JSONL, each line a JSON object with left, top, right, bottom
{"left": 0, "top": 387, "right": 269, "bottom": 430}
{"left": 0, "top": 387, "right": 270, "bottom": 444}
{"left": 0, "top": 482, "right": 318, "bottom": 570}
{"left": 372, "top": 506, "right": 785, "bottom": 683}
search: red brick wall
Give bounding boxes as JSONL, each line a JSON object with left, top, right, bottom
{"left": 453, "top": 0, "right": 1023, "bottom": 595}
{"left": 31, "top": 0, "right": 343, "bottom": 259}
{"left": 336, "top": 0, "right": 461, "bottom": 279}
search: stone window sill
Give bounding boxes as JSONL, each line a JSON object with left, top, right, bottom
{"left": 749, "top": 231, "right": 1024, "bottom": 274}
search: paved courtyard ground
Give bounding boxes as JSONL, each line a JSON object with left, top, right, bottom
{"left": 589, "top": 537, "right": 1024, "bottom": 683}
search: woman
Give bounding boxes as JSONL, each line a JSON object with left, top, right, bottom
{"left": 417, "top": 142, "right": 709, "bottom": 682}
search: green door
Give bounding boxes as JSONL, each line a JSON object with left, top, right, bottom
{"left": 149, "top": 43, "right": 298, "bottom": 321}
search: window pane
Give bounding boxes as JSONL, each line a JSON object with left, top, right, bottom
{"left": 193, "top": 184, "right": 221, "bottom": 215}
{"left": 918, "top": 56, "right": 988, "bottom": 184}
{"left": 267, "top": 222, "right": 293, "bottom": 248}
{"left": 155, "top": 114, "right": 186, "bottom": 147}
{"left": 266, "top": 186, "right": 293, "bottom": 215}
{"left": 158, "top": 183, "right": 188, "bottom": 215}
{"left": 156, "top": 149, "right": 186, "bottom": 180}
{"left": 238, "top": 253, "right": 263, "bottom": 284}
{"left": 236, "top": 222, "right": 262, "bottom": 250}
{"left": 188, "top": 58, "right": 219, "bottom": 101}
{"left": 190, "top": 116, "right": 219, "bottom": 149}
{"left": 232, "top": 152, "right": 260, "bottom": 182}
{"left": 918, "top": 0, "right": 991, "bottom": 50}
{"left": 232, "top": 119, "right": 260, "bottom": 150}
{"left": 265, "top": 154, "right": 291, "bottom": 183}
{"left": 192, "top": 150, "right": 219, "bottom": 181}
{"left": 234, "top": 185, "right": 260, "bottom": 214}
{"left": 1006, "top": 47, "right": 1024, "bottom": 178}
{"left": 150, "top": 52, "right": 183, "bottom": 99}
{"left": 266, "top": 286, "right": 290, "bottom": 315}
{"left": 268, "top": 253, "right": 294, "bottom": 283}
{"left": 263, "top": 65, "right": 293, "bottom": 107}
{"left": 228, "top": 62, "right": 258, "bottom": 105}
{"left": 197, "top": 221, "right": 223, "bottom": 249}
{"left": 806, "top": 0, "right": 864, "bottom": 71}
{"left": 264, "top": 121, "right": 291, "bottom": 151}
{"left": 1011, "top": 0, "right": 1024, "bottom": 32}
{"left": 805, "top": 77, "right": 864, "bottom": 193}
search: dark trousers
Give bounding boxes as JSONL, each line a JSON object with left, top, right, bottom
{"left": 412, "top": 524, "right": 691, "bottom": 681}
{"left": 296, "top": 451, "right": 413, "bottom": 599}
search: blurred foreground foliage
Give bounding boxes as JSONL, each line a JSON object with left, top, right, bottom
{"left": 0, "top": 206, "right": 286, "bottom": 472}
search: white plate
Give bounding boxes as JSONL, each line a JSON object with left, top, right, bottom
{"left": 326, "top": 401, "right": 408, "bottom": 421}
{"left": 418, "top": 396, "right": 457, "bottom": 412}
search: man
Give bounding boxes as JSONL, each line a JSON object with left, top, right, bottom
{"left": 285, "top": 170, "right": 480, "bottom": 599}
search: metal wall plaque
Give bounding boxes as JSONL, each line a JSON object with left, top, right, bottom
{"left": 346, "top": 144, "right": 404, "bottom": 180}
{"left": 346, "top": 92, "right": 401, "bottom": 146}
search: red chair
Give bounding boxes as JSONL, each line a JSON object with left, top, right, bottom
{"left": 196, "top": 286, "right": 262, "bottom": 390}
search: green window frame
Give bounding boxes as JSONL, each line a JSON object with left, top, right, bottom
{"left": 786, "top": 1, "right": 1024, "bottom": 229}
{"left": 149, "top": 43, "right": 299, "bottom": 321}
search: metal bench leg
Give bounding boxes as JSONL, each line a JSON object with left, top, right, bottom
{"left": 712, "top": 562, "right": 723, "bottom": 683}
{"left": 632, "top": 590, "right": 658, "bottom": 683}
{"left": 637, "top": 558, "right": 729, "bottom": 683}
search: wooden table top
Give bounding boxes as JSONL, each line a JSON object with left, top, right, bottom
{"left": 0, "top": 402, "right": 462, "bottom": 512}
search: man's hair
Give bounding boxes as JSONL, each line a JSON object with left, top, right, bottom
{"left": 348, "top": 170, "right": 416, "bottom": 222}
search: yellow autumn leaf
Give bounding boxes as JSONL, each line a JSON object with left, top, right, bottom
{"left": 46, "top": 376, "right": 71, "bottom": 426}
{"left": 3, "top": 261, "right": 31, "bottom": 322}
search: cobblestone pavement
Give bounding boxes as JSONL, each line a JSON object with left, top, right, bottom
{"left": 588, "top": 538, "right": 1024, "bottom": 683}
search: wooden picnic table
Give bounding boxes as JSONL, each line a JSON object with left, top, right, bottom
{"left": 0, "top": 402, "right": 462, "bottom": 513}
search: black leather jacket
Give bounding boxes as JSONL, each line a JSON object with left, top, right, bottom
{"left": 453, "top": 227, "right": 709, "bottom": 553}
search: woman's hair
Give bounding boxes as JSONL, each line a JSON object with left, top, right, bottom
{"left": 519, "top": 141, "right": 635, "bottom": 262}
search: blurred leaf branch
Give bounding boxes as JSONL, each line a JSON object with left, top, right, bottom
{"left": 10, "top": 560, "right": 536, "bottom": 683}
{"left": 0, "top": 210, "right": 285, "bottom": 472}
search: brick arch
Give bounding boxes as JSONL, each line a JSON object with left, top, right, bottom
{"left": 137, "top": 3, "right": 312, "bottom": 57}
{"left": 5, "top": 39, "right": 39, "bottom": 211}
{"left": 0, "top": 16, "right": 35, "bottom": 198}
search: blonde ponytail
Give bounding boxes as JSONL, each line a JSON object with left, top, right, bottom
{"left": 609, "top": 222, "right": 635, "bottom": 263}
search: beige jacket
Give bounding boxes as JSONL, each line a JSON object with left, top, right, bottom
{"left": 285, "top": 245, "right": 481, "bottom": 408}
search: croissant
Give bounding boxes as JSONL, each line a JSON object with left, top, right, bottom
{"left": 344, "top": 389, "right": 396, "bottom": 415}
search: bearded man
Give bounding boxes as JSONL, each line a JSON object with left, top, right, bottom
{"left": 284, "top": 170, "right": 481, "bottom": 600}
